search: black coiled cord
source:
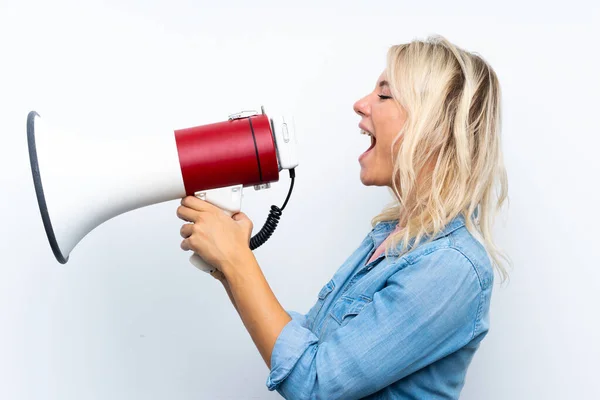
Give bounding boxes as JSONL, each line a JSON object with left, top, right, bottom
{"left": 249, "top": 168, "right": 295, "bottom": 250}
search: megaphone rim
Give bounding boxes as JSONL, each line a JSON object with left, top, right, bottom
{"left": 27, "top": 111, "right": 69, "bottom": 264}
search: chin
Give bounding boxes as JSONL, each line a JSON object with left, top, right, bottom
{"left": 360, "top": 171, "right": 382, "bottom": 186}
{"left": 360, "top": 169, "right": 392, "bottom": 187}
{"left": 359, "top": 169, "right": 371, "bottom": 185}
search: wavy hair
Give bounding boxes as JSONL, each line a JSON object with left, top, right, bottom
{"left": 373, "top": 35, "right": 510, "bottom": 283}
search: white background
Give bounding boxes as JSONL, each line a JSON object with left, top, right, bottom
{"left": 1, "top": 1, "right": 599, "bottom": 399}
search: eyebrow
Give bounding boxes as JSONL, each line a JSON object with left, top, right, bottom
{"left": 379, "top": 80, "right": 389, "bottom": 87}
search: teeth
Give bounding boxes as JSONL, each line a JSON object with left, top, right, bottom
{"left": 361, "top": 130, "right": 373, "bottom": 137}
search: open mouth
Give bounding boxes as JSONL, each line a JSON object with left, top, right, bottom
{"left": 361, "top": 129, "right": 376, "bottom": 156}
{"left": 367, "top": 134, "right": 376, "bottom": 152}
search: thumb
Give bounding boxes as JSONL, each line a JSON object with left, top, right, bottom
{"left": 232, "top": 211, "right": 249, "bottom": 222}
{"left": 233, "top": 212, "right": 253, "bottom": 235}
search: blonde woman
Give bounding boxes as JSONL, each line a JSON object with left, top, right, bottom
{"left": 177, "top": 35, "right": 509, "bottom": 399}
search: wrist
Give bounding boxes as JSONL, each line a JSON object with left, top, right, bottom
{"left": 220, "top": 247, "right": 257, "bottom": 280}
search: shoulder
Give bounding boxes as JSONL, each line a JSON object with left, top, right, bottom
{"left": 384, "top": 225, "right": 493, "bottom": 340}
{"left": 400, "top": 224, "right": 494, "bottom": 292}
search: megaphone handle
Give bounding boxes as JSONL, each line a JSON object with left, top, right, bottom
{"left": 188, "top": 184, "right": 243, "bottom": 274}
{"left": 189, "top": 253, "right": 218, "bottom": 274}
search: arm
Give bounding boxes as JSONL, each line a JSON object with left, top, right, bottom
{"left": 177, "top": 195, "right": 298, "bottom": 367}
{"left": 219, "top": 249, "right": 292, "bottom": 369}
{"left": 214, "top": 269, "right": 308, "bottom": 332}
{"left": 210, "top": 270, "right": 240, "bottom": 315}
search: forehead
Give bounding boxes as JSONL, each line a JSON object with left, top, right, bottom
{"left": 377, "top": 70, "right": 389, "bottom": 86}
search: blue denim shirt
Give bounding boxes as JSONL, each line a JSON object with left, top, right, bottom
{"left": 266, "top": 214, "right": 494, "bottom": 399}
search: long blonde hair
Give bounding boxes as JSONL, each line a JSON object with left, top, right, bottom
{"left": 374, "top": 35, "right": 510, "bottom": 283}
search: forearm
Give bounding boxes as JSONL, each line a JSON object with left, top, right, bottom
{"left": 220, "top": 250, "right": 291, "bottom": 368}
{"left": 220, "top": 279, "right": 239, "bottom": 314}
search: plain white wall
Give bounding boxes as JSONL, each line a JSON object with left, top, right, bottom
{"left": 1, "top": 0, "right": 599, "bottom": 399}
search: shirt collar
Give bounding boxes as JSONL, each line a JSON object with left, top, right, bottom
{"left": 368, "top": 213, "right": 467, "bottom": 257}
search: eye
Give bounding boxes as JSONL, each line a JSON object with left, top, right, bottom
{"left": 378, "top": 94, "right": 393, "bottom": 100}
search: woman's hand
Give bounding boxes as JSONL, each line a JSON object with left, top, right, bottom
{"left": 177, "top": 196, "right": 254, "bottom": 272}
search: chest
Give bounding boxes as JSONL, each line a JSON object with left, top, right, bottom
{"left": 306, "top": 244, "right": 406, "bottom": 340}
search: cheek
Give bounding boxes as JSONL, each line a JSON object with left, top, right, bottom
{"left": 374, "top": 132, "right": 397, "bottom": 164}
{"left": 375, "top": 135, "right": 402, "bottom": 185}
{"left": 372, "top": 107, "right": 406, "bottom": 165}
{"left": 374, "top": 104, "right": 405, "bottom": 140}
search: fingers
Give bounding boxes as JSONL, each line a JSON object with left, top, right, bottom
{"left": 180, "top": 223, "right": 194, "bottom": 239}
{"left": 176, "top": 205, "right": 199, "bottom": 223}
{"left": 180, "top": 224, "right": 205, "bottom": 251}
{"left": 177, "top": 196, "right": 224, "bottom": 223}
{"left": 180, "top": 238, "right": 192, "bottom": 251}
{"left": 181, "top": 196, "right": 221, "bottom": 213}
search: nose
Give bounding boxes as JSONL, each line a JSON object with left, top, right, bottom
{"left": 353, "top": 94, "right": 370, "bottom": 118}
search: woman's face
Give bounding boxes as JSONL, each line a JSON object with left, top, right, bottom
{"left": 353, "top": 71, "right": 407, "bottom": 188}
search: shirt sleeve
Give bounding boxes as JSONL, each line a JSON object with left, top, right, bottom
{"left": 266, "top": 247, "right": 485, "bottom": 400}
{"left": 285, "top": 310, "right": 309, "bottom": 329}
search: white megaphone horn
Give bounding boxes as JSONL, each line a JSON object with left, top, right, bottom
{"left": 26, "top": 106, "right": 299, "bottom": 273}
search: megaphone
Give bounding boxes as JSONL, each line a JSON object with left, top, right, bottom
{"left": 26, "top": 106, "right": 299, "bottom": 273}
